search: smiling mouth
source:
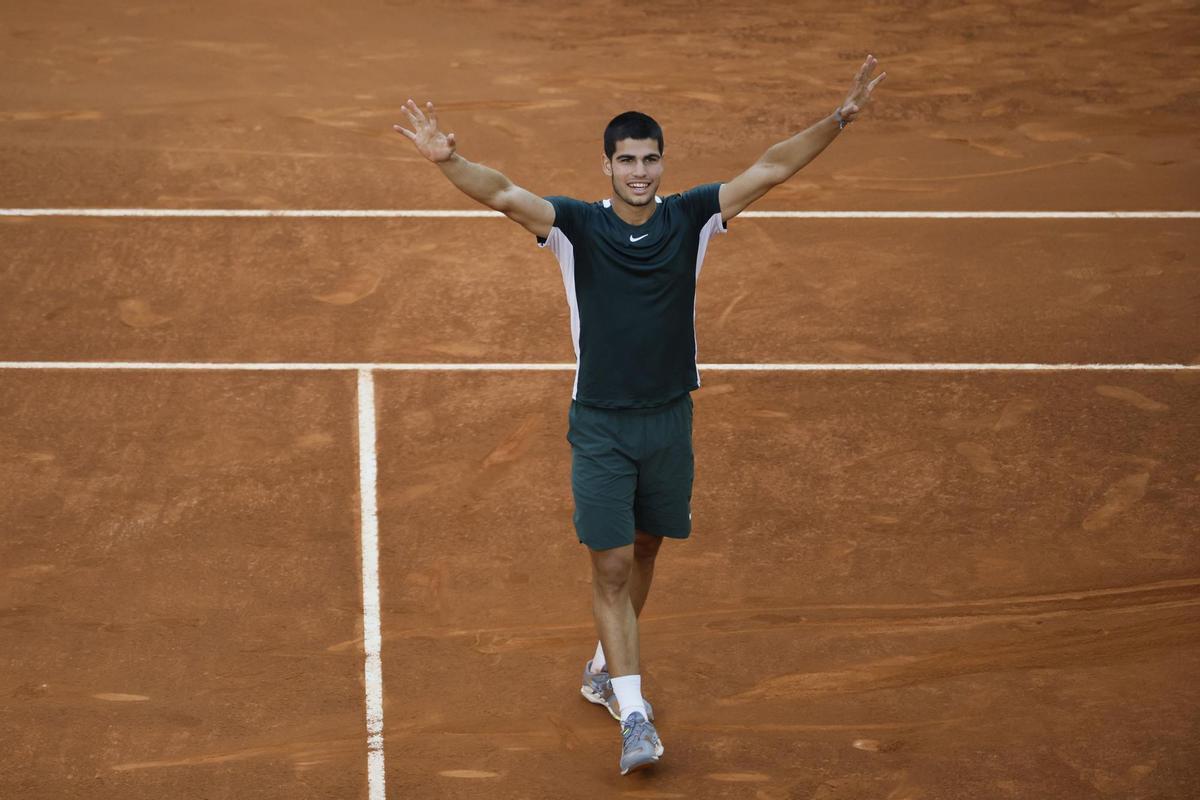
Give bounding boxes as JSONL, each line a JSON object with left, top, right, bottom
{"left": 627, "top": 182, "right": 651, "bottom": 195}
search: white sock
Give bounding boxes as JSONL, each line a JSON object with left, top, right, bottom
{"left": 610, "top": 674, "right": 647, "bottom": 722}
{"left": 590, "top": 641, "right": 606, "bottom": 673}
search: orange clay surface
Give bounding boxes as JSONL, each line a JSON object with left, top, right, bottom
{"left": 2, "top": 1, "right": 1199, "bottom": 799}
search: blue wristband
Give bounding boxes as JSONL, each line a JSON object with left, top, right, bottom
{"left": 835, "top": 108, "right": 851, "bottom": 130}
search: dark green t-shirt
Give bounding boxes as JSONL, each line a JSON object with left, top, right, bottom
{"left": 536, "top": 183, "right": 727, "bottom": 409}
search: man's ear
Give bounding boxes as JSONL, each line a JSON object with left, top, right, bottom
{"left": 601, "top": 154, "right": 612, "bottom": 177}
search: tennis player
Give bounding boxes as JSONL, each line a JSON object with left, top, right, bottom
{"left": 395, "top": 54, "right": 886, "bottom": 776}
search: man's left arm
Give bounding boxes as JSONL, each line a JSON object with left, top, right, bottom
{"left": 719, "top": 54, "right": 887, "bottom": 222}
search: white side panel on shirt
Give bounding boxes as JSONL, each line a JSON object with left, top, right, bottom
{"left": 539, "top": 228, "right": 582, "bottom": 398}
{"left": 693, "top": 212, "right": 729, "bottom": 388}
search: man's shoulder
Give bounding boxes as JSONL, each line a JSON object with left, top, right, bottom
{"left": 668, "top": 182, "right": 722, "bottom": 200}
{"left": 540, "top": 197, "right": 607, "bottom": 242}
{"left": 546, "top": 195, "right": 602, "bottom": 210}
{"left": 663, "top": 183, "right": 723, "bottom": 226}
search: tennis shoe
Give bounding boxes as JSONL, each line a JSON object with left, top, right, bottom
{"left": 618, "top": 711, "right": 663, "bottom": 775}
{"left": 580, "top": 660, "right": 654, "bottom": 722}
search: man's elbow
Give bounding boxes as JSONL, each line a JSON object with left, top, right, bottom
{"left": 488, "top": 187, "right": 514, "bottom": 214}
{"left": 756, "top": 161, "right": 789, "bottom": 188}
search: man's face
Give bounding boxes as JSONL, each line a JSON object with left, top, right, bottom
{"left": 603, "top": 138, "right": 663, "bottom": 207}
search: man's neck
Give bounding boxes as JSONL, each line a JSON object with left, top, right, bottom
{"left": 610, "top": 194, "right": 657, "bottom": 226}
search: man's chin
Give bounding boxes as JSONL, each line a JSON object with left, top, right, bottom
{"left": 622, "top": 192, "right": 656, "bottom": 206}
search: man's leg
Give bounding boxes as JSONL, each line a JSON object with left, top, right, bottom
{"left": 589, "top": 543, "right": 639, "bottom": 677}
{"left": 589, "top": 538, "right": 663, "bottom": 774}
{"left": 629, "top": 529, "right": 664, "bottom": 617}
{"left": 590, "top": 541, "right": 655, "bottom": 724}
{"left": 592, "top": 529, "right": 662, "bottom": 672}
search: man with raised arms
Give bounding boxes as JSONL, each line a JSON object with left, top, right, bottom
{"left": 394, "top": 55, "right": 886, "bottom": 776}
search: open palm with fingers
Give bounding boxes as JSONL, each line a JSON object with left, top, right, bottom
{"left": 838, "top": 55, "right": 887, "bottom": 123}
{"left": 394, "top": 99, "right": 457, "bottom": 163}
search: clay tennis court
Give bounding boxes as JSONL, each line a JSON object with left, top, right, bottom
{"left": 2, "top": 1, "right": 1198, "bottom": 798}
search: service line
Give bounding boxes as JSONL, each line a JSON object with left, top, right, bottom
{"left": 1, "top": 208, "right": 1199, "bottom": 219}
{"left": 356, "top": 369, "right": 386, "bottom": 800}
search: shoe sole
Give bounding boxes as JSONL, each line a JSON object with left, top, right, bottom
{"left": 580, "top": 685, "right": 621, "bottom": 721}
{"left": 581, "top": 685, "right": 656, "bottom": 723}
{"left": 620, "top": 741, "right": 665, "bottom": 775}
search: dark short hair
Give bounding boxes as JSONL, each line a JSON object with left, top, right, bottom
{"left": 603, "top": 111, "right": 664, "bottom": 159}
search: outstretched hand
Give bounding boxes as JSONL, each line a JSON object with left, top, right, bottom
{"left": 837, "top": 55, "right": 887, "bottom": 124}
{"left": 394, "top": 99, "right": 457, "bottom": 163}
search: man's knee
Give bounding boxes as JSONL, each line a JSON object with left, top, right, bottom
{"left": 633, "top": 529, "right": 663, "bottom": 563}
{"left": 590, "top": 544, "right": 634, "bottom": 593}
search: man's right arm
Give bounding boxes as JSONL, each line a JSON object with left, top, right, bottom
{"left": 436, "top": 154, "right": 554, "bottom": 239}
{"left": 395, "top": 99, "right": 554, "bottom": 239}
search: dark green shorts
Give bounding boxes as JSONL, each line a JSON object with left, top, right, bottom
{"left": 566, "top": 392, "right": 694, "bottom": 551}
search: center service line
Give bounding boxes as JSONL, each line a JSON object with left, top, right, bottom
{"left": 357, "top": 369, "right": 386, "bottom": 800}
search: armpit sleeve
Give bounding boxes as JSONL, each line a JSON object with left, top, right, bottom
{"left": 535, "top": 196, "right": 590, "bottom": 247}
{"left": 678, "top": 182, "right": 726, "bottom": 231}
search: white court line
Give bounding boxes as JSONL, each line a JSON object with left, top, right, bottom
{"left": 356, "top": 370, "right": 386, "bottom": 800}
{"left": 1, "top": 208, "right": 1199, "bottom": 219}
{"left": 4, "top": 204, "right": 1187, "bottom": 800}
{"left": 0, "top": 361, "right": 1196, "bottom": 372}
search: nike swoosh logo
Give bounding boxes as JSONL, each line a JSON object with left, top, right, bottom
{"left": 629, "top": 234, "right": 649, "bottom": 242}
